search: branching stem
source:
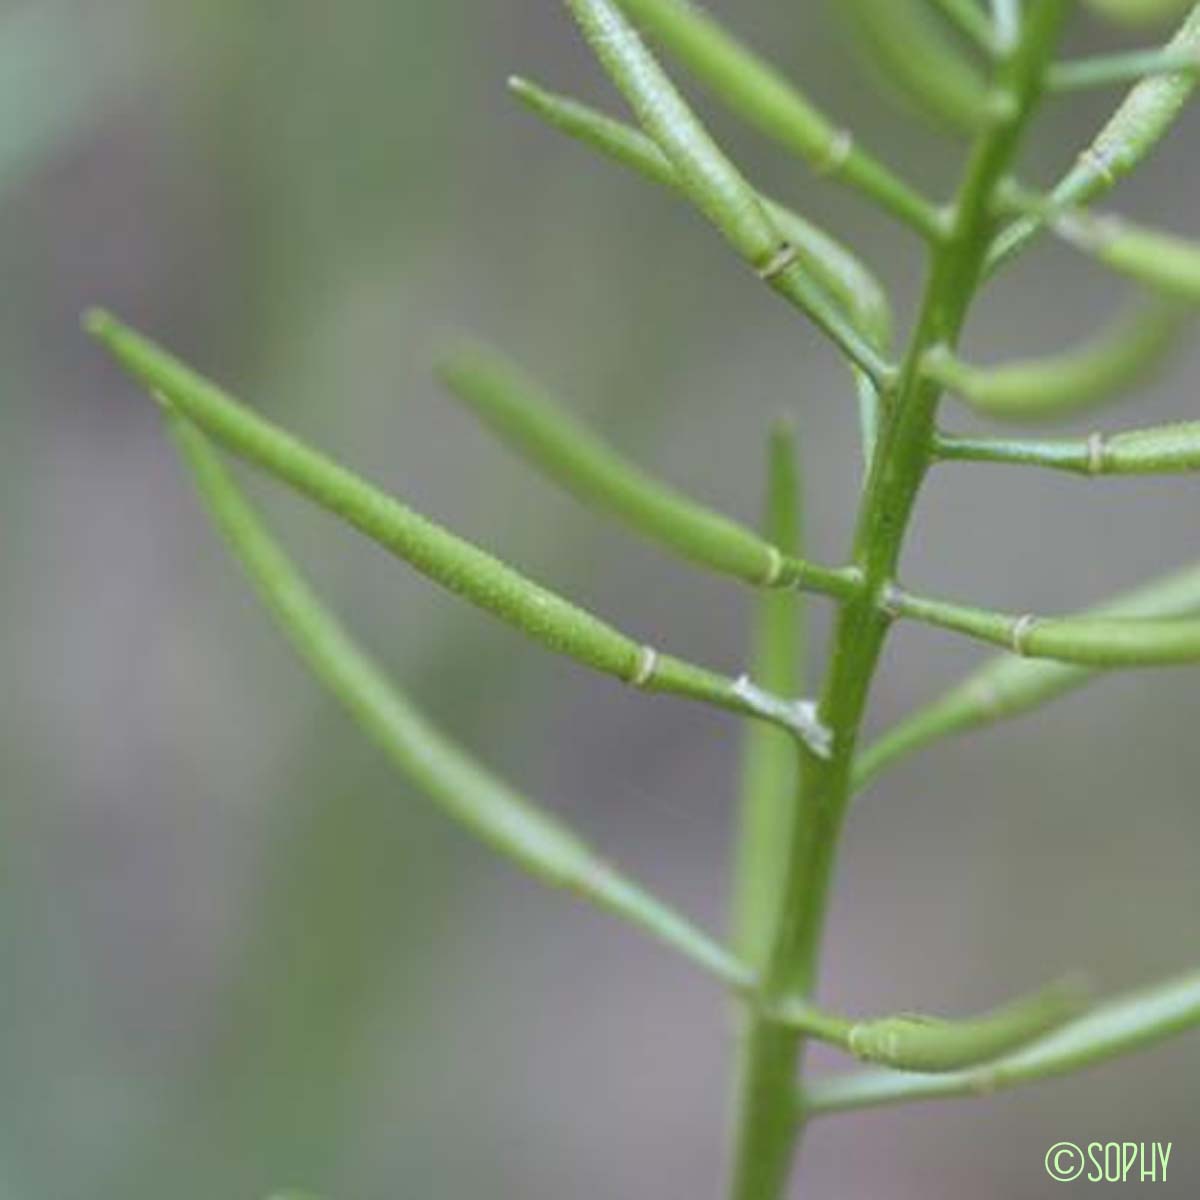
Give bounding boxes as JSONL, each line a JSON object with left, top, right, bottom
{"left": 728, "top": 6, "right": 1069, "bottom": 1196}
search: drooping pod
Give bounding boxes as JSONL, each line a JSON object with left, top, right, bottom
{"left": 165, "top": 414, "right": 754, "bottom": 989}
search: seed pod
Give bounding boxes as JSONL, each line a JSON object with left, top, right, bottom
{"left": 167, "top": 415, "right": 753, "bottom": 988}
{"left": 507, "top": 77, "right": 893, "bottom": 350}
{"left": 87, "top": 310, "right": 832, "bottom": 749}
{"left": 925, "top": 300, "right": 1186, "bottom": 422}
{"left": 439, "top": 345, "right": 779, "bottom": 585}
{"left": 606, "top": 0, "right": 941, "bottom": 238}
{"left": 846, "top": 979, "right": 1089, "bottom": 1073}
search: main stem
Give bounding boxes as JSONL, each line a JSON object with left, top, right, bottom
{"left": 727, "top": 8, "right": 1068, "bottom": 1198}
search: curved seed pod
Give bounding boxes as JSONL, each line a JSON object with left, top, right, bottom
{"left": 439, "top": 344, "right": 853, "bottom": 598}
{"left": 563, "top": 0, "right": 892, "bottom": 384}
{"left": 599, "top": 0, "right": 943, "bottom": 239}
{"left": 846, "top": 978, "right": 1089, "bottom": 1073}
{"left": 806, "top": 970, "right": 1200, "bottom": 1117}
{"left": 1056, "top": 211, "right": 1200, "bottom": 303}
{"left": 85, "top": 311, "right": 832, "bottom": 749}
{"left": 507, "top": 79, "right": 893, "bottom": 351}
{"left": 166, "top": 415, "right": 754, "bottom": 989}
{"left": 990, "top": 3, "right": 1200, "bottom": 270}
{"left": 840, "top": 0, "right": 993, "bottom": 132}
{"left": 923, "top": 300, "right": 1187, "bottom": 422}
{"left": 896, "top": 587, "right": 1200, "bottom": 668}
{"left": 857, "top": 563, "right": 1200, "bottom": 788}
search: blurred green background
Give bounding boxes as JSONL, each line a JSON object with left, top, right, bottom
{"left": 2, "top": 1, "right": 1199, "bottom": 1196}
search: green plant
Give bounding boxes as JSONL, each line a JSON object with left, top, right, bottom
{"left": 86, "top": 1, "right": 1200, "bottom": 1196}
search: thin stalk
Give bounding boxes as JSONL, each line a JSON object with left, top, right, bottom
{"left": 937, "top": 421, "right": 1200, "bottom": 475}
{"left": 729, "top": 6, "right": 1068, "bottom": 1196}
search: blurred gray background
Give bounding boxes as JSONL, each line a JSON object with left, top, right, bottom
{"left": 2, "top": 1, "right": 1198, "bottom": 1197}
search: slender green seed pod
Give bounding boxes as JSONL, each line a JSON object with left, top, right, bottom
{"left": 1056, "top": 211, "right": 1200, "bottom": 303}
{"left": 166, "top": 415, "right": 754, "bottom": 989}
{"left": 507, "top": 78, "right": 894, "bottom": 350}
{"left": 841, "top": 0, "right": 994, "bottom": 132}
{"left": 896, "top": 587, "right": 1200, "bottom": 668}
{"left": 605, "top": 0, "right": 943, "bottom": 239}
{"left": 806, "top": 970, "right": 1200, "bottom": 1117}
{"left": 923, "top": 300, "right": 1187, "bottom": 422}
{"left": 562, "top": 0, "right": 893, "bottom": 384}
{"left": 858, "top": 563, "right": 1200, "bottom": 789}
{"left": 85, "top": 311, "right": 832, "bottom": 749}
{"left": 938, "top": 420, "right": 1200, "bottom": 475}
{"left": 508, "top": 77, "right": 892, "bottom": 462}
{"left": 732, "top": 421, "right": 803, "bottom": 966}
{"left": 845, "top": 978, "right": 1089, "bottom": 1073}
{"left": 438, "top": 344, "right": 854, "bottom": 598}
{"left": 990, "top": 3, "right": 1200, "bottom": 270}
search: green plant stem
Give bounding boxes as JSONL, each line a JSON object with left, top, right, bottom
{"left": 805, "top": 969, "right": 1200, "bottom": 1117}
{"left": 728, "top": 6, "right": 1068, "bottom": 1196}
